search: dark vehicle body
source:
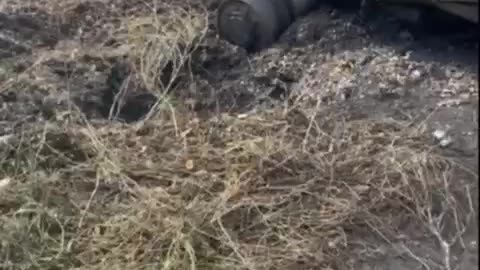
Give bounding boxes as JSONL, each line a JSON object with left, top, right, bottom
{"left": 382, "top": 0, "right": 478, "bottom": 23}
{"left": 216, "top": 0, "right": 478, "bottom": 51}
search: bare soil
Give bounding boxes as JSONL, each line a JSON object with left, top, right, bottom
{"left": 0, "top": 1, "right": 477, "bottom": 270}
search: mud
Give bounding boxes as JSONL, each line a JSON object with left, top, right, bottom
{"left": 0, "top": 2, "right": 478, "bottom": 270}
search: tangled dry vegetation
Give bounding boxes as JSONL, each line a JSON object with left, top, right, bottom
{"left": 1, "top": 95, "right": 474, "bottom": 270}
{"left": 0, "top": 1, "right": 475, "bottom": 270}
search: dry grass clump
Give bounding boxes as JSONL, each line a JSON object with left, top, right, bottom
{"left": 117, "top": 3, "right": 208, "bottom": 92}
{"left": 101, "top": 1, "right": 209, "bottom": 122}
{"left": 0, "top": 102, "right": 469, "bottom": 270}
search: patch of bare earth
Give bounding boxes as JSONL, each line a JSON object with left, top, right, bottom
{"left": 0, "top": 1, "right": 477, "bottom": 270}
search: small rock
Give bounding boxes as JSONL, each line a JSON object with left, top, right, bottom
{"left": 432, "top": 128, "right": 454, "bottom": 147}
{"left": 433, "top": 129, "right": 446, "bottom": 140}
{"left": 0, "top": 134, "right": 13, "bottom": 144}
{"left": 185, "top": 160, "right": 194, "bottom": 170}
{"left": 440, "top": 137, "right": 453, "bottom": 147}
{"left": 0, "top": 177, "right": 10, "bottom": 192}
{"left": 409, "top": 69, "right": 423, "bottom": 82}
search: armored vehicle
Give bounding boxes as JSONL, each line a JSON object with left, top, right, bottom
{"left": 216, "top": 0, "right": 478, "bottom": 51}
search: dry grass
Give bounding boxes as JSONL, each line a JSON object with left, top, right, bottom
{"left": 107, "top": 1, "right": 208, "bottom": 121}
{"left": 123, "top": 5, "right": 207, "bottom": 90}
{"left": 0, "top": 101, "right": 473, "bottom": 269}
{"left": 0, "top": 1, "right": 475, "bottom": 270}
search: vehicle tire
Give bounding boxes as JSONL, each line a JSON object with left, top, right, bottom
{"left": 217, "top": 0, "right": 291, "bottom": 52}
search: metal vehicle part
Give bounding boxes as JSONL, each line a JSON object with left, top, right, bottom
{"left": 216, "top": 0, "right": 315, "bottom": 51}
{"left": 381, "top": 0, "right": 478, "bottom": 23}
{"left": 216, "top": 0, "right": 478, "bottom": 51}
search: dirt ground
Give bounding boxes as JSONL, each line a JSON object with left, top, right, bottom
{"left": 0, "top": 1, "right": 478, "bottom": 270}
